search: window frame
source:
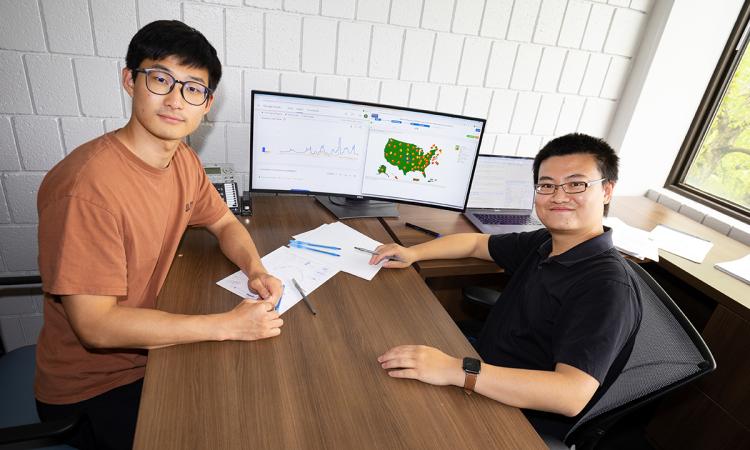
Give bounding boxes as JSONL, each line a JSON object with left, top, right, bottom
{"left": 666, "top": 0, "right": 750, "bottom": 224}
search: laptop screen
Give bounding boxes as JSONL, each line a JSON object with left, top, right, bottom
{"left": 466, "top": 155, "right": 536, "bottom": 210}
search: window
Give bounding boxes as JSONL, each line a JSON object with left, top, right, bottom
{"left": 668, "top": 1, "right": 750, "bottom": 223}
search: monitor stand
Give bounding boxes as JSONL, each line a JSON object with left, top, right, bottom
{"left": 316, "top": 196, "right": 399, "bottom": 219}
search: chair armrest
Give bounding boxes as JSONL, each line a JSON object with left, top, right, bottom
{"left": 462, "top": 286, "right": 502, "bottom": 308}
{"left": 0, "top": 416, "right": 80, "bottom": 447}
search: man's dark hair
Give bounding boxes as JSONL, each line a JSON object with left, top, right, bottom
{"left": 126, "top": 20, "right": 222, "bottom": 91}
{"left": 533, "top": 133, "right": 619, "bottom": 215}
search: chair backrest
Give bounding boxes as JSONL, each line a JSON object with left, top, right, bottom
{"left": 563, "top": 260, "right": 716, "bottom": 448}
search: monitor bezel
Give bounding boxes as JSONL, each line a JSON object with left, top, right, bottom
{"left": 249, "top": 90, "right": 487, "bottom": 213}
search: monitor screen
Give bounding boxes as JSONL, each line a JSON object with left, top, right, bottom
{"left": 466, "top": 155, "right": 535, "bottom": 210}
{"left": 250, "top": 91, "right": 485, "bottom": 212}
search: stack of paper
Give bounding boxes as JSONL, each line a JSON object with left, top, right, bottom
{"left": 216, "top": 221, "right": 388, "bottom": 314}
{"left": 216, "top": 246, "right": 337, "bottom": 314}
{"left": 715, "top": 254, "right": 750, "bottom": 285}
{"left": 291, "top": 221, "right": 384, "bottom": 280}
{"left": 648, "top": 225, "right": 713, "bottom": 264}
{"left": 604, "top": 217, "right": 660, "bottom": 261}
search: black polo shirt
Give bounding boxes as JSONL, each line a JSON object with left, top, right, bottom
{"left": 476, "top": 228, "right": 642, "bottom": 439}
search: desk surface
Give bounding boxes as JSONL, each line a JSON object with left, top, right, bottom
{"left": 133, "top": 196, "right": 544, "bottom": 450}
{"left": 609, "top": 196, "right": 750, "bottom": 320}
{"left": 383, "top": 196, "right": 750, "bottom": 319}
{"left": 381, "top": 205, "right": 500, "bottom": 278}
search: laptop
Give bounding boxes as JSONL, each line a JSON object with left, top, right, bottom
{"left": 463, "top": 155, "right": 545, "bottom": 234}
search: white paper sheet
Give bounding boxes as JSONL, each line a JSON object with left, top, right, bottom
{"left": 290, "top": 221, "right": 385, "bottom": 280}
{"left": 648, "top": 224, "right": 713, "bottom": 264}
{"left": 604, "top": 217, "right": 660, "bottom": 261}
{"left": 216, "top": 246, "right": 338, "bottom": 315}
{"left": 715, "top": 254, "right": 750, "bottom": 285}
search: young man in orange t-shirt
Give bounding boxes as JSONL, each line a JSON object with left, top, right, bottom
{"left": 35, "top": 21, "right": 282, "bottom": 450}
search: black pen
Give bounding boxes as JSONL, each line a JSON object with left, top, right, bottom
{"left": 405, "top": 222, "right": 441, "bottom": 238}
{"left": 354, "top": 246, "right": 405, "bottom": 262}
{"left": 291, "top": 278, "right": 317, "bottom": 315}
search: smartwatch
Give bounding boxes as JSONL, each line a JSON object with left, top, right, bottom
{"left": 462, "top": 357, "right": 481, "bottom": 394}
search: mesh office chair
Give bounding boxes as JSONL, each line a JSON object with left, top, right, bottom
{"left": 556, "top": 260, "right": 716, "bottom": 449}
{"left": 461, "top": 261, "right": 715, "bottom": 449}
{"left": 0, "top": 276, "right": 79, "bottom": 450}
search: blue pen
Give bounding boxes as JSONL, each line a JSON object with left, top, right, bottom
{"left": 274, "top": 285, "right": 284, "bottom": 312}
{"left": 289, "top": 241, "right": 341, "bottom": 257}
{"left": 289, "top": 240, "right": 341, "bottom": 250}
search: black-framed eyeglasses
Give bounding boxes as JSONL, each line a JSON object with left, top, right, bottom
{"left": 534, "top": 178, "right": 607, "bottom": 195}
{"left": 132, "top": 68, "right": 212, "bottom": 106}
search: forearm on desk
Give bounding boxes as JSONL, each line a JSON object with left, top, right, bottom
{"left": 208, "top": 212, "right": 266, "bottom": 277}
{"left": 410, "top": 233, "right": 491, "bottom": 262}
{"left": 473, "top": 363, "right": 599, "bottom": 417}
{"left": 62, "top": 295, "right": 228, "bottom": 350}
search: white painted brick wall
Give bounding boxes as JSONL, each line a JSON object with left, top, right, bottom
{"left": 485, "top": 41, "right": 517, "bottom": 88}
{"left": 369, "top": 26, "right": 404, "bottom": 79}
{"left": 480, "top": 0, "right": 512, "bottom": 39}
{"left": 0, "top": 52, "right": 34, "bottom": 114}
{"left": 356, "top": 0, "right": 390, "bottom": 24}
{"left": 0, "top": 184, "right": 10, "bottom": 224}
{"left": 25, "top": 55, "right": 80, "bottom": 116}
{"left": 315, "top": 76, "right": 348, "bottom": 99}
{"left": 409, "top": 83, "right": 439, "bottom": 111}
{"left": 138, "top": 0, "right": 182, "bottom": 27}
{"left": 322, "top": 0, "right": 356, "bottom": 20}
{"left": 337, "top": 22, "right": 371, "bottom": 76}
{"left": 0, "top": 0, "right": 654, "bottom": 348}
{"left": 507, "top": 0, "right": 541, "bottom": 42}
{"left": 436, "top": 85, "right": 466, "bottom": 114}
{"left": 452, "top": 0, "right": 484, "bottom": 35}
{"left": 302, "top": 17, "right": 338, "bottom": 74}
{"left": 61, "top": 117, "right": 106, "bottom": 154}
{"left": 457, "top": 37, "right": 491, "bottom": 86}
{"left": 390, "top": 0, "right": 423, "bottom": 28}
{"left": 74, "top": 58, "right": 123, "bottom": 117}
{"left": 90, "top": 0, "right": 138, "bottom": 58}
{"left": 0, "top": 0, "right": 46, "bottom": 52}
{"left": 534, "top": 0, "right": 566, "bottom": 45}
{"left": 0, "top": 117, "right": 21, "bottom": 171}
{"left": 510, "top": 45, "right": 543, "bottom": 91}
{"left": 422, "top": 0, "right": 454, "bottom": 32}
{"left": 226, "top": 9, "right": 264, "bottom": 68}
{"left": 401, "top": 29, "right": 435, "bottom": 82}
{"left": 348, "top": 78, "right": 380, "bottom": 103}
{"left": 14, "top": 117, "right": 64, "bottom": 171}
{"left": 40, "top": 0, "right": 95, "bottom": 55}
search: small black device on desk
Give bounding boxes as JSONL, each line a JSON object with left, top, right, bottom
{"left": 241, "top": 191, "right": 252, "bottom": 216}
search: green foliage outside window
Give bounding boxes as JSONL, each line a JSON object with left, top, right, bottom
{"left": 685, "top": 43, "right": 750, "bottom": 210}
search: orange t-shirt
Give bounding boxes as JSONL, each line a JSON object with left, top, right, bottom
{"left": 35, "top": 132, "right": 228, "bottom": 404}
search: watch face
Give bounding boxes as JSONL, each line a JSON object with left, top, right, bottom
{"left": 463, "top": 357, "right": 481, "bottom": 374}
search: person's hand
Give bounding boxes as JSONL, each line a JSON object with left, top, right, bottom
{"left": 247, "top": 272, "right": 283, "bottom": 307}
{"left": 377, "top": 345, "right": 463, "bottom": 386}
{"left": 368, "top": 243, "right": 416, "bottom": 268}
{"left": 222, "top": 299, "right": 283, "bottom": 341}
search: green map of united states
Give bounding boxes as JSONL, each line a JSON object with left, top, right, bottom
{"left": 383, "top": 138, "right": 439, "bottom": 177}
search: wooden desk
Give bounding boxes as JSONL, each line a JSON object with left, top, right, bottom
{"left": 133, "top": 197, "right": 544, "bottom": 450}
{"left": 609, "top": 196, "right": 750, "bottom": 321}
{"left": 381, "top": 204, "right": 499, "bottom": 279}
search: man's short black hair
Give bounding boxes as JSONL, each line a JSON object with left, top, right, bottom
{"left": 126, "top": 20, "right": 222, "bottom": 91}
{"left": 533, "top": 133, "right": 619, "bottom": 215}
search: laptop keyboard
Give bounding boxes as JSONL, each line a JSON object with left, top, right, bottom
{"left": 475, "top": 213, "right": 542, "bottom": 225}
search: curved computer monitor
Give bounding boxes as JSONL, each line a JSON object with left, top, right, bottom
{"left": 250, "top": 91, "right": 486, "bottom": 218}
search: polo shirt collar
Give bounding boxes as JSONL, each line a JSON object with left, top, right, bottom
{"left": 538, "top": 227, "right": 615, "bottom": 267}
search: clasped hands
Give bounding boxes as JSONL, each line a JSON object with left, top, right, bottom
{"left": 222, "top": 271, "right": 284, "bottom": 341}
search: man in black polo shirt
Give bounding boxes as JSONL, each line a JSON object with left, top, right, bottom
{"left": 372, "top": 133, "right": 642, "bottom": 440}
